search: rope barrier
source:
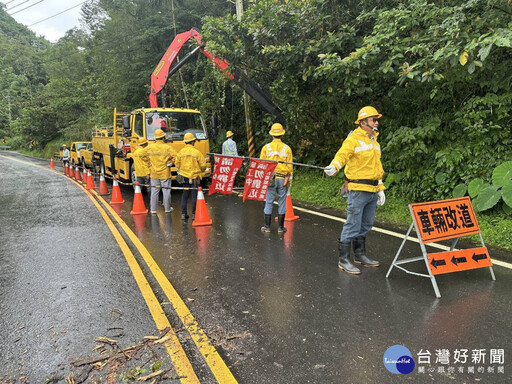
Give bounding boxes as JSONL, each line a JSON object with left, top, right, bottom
{"left": 70, "top": 148, "right": 323, "bottom": 193}
{"left": 207, "top": 152, "right": 327, "bottom": 170}
{"left": 74, "top": 166, "right": 247, "bottom": 192}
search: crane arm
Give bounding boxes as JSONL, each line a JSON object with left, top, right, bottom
{"left": 149, "top": 28, "right": 286, "bottom": 126}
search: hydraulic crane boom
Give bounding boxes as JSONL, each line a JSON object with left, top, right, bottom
{"left": 149, "top": 28, "right": 286, "bottom": 127}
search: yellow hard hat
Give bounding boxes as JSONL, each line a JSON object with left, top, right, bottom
{"left": 355, "top": 106, "right": 382, "bottom": 124}
{"left": 184, "top": 132, "right": 196, "bottom": 143}
{"left": 62, "top": 144, "right": 67, "bottom": 147}
{"left": 226, "top": 130, "right": 234, "bottom": 138}
{"left": 154, "top": 129, "right": 166, "bottom": 139}
{"left": 138, "top": 137, "right": 148, "bottom": 145}
{"left": 269, "top": 123, "right": 285, "bottom": 136}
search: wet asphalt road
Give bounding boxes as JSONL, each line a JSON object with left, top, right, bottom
{"left": 0, "top": 153, "right": 173, "bottom": 382}
{"left": 1, "top": 151, "right": 512, "bottom": 383}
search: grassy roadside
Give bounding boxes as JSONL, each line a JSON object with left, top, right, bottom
{"left": 291, "top": 170, "right": 512, "bottom": 252}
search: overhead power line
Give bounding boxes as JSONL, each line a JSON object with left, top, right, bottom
{"left": 8, "top": 0, "right": 46, "bottom": 16}
{"left": 7, "top": 0, "right": 34, "bottom": 11}
{"left": 3, "top": 0, "right": 21, "bottom": 6}
{"left": 29, "top": 0, "right": 88, "bottom": 27}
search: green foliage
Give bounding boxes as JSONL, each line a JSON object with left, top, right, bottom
{"left": 454, "top": 161, "right": 512, "bottom": 213}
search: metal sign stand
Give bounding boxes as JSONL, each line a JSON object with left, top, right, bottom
{"left": 386, "top": 204, "right": 496, "bottom": 299}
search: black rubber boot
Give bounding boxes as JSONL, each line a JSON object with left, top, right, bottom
{"left": 353, "top": 237, "right": 379, "bottom": 267}
{"left": 277, "top": 214, "right": 287, "bottom": 233}
{"left": 261, "top": 214, "right": 271, "bottom": 233}
{"left": 338, "top": 241, "right": 360, "bottom": 274}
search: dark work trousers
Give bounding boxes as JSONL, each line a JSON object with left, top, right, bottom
{"left": 181, "top": 178, "right": 199, "bottom": 215}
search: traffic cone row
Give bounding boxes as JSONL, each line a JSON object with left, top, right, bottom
{"left": 61, "top": 166, "right": 215, "bottom": 231}
{"left": 192, "top": 187, "right": 212, "bottom": 227}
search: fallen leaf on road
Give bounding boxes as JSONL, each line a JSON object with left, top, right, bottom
{"left": 274, "top": 362, "right": 283, "bottom": 369}
{"left": 187, "top": 298, "right": 195, "bottom": 302}
{"left": 314, "top": 364, "right": 326, "bottom": 369}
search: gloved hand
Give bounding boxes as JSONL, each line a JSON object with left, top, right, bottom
{"left": 377, "top": 190, "right": 386, "bottom": 206}
{"left": 324, "top": 165, "right": 337, "bottom": 176}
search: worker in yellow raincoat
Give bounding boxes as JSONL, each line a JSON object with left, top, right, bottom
{"left": 131, "top": 137, "right": 150, "bottom": 188}
{"left": 260, "top": 123, "right": 293, "bottom": 234}
{"left": 175, "top": 133, "right": 206, "bottom": 220}
{"left": 324, "top": 106, "right": 386, "bottom": 274}
{"left": 140, "top": 129, "right": 177, "bottom": 214}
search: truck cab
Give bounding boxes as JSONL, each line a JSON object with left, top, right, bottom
{"left": 70, "top": 141, "right": 91, "bottom": 167}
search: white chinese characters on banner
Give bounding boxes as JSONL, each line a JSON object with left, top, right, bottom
{"left": 209, "top": 155, "right": 244, "bottom": 195}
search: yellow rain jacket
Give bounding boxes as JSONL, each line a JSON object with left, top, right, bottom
{"left": 132, "top": 146, "right": 150, "bottom": 177}
{"left": 329, "top": 127, "right": 385, "bottom": 193}
{"left": 259, "top": 138, "right": 293, "bottom": 178}
{"left": 140, "top": 140, "right": 177, "bottom": 180}
{"left": 175, "top": 144, "right": 206, "bottom": 180}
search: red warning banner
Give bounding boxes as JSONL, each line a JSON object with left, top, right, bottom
{"left": 410, "top": 197, "right": 480, "bottom": 243}
{"left": 243, "top": 159, "right": 277, "bottom": 202}
{"left": 427, "top": 247, "right": 492, "bottom": 275}
{"left": 209, "top": 155, "right": 244, "bottom": 195}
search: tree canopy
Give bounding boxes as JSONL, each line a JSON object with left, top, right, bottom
{"left": 0, "top": 0, "right": 511, "bottom": 206}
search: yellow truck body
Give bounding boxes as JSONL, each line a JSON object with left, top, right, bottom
{"left": 91, "top": 108, "right": 211, "bottom": 183}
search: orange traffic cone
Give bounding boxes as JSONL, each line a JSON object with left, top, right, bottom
{"left": 110, "top": 177, "right": 125, "bottom": 204}
{"left": 75, "top": 166, "right": 81, "bottom": 181}
{"left": 130, "top": 182, "right": 148, "bottom": 215}
{"left": 85, "top": 170, "right": 96, "bottom": 190}
{"left": 98, "top": 173, "right": 109, "bottom": 195}
{"left": 274, "top": 189, "right": 300, "bottom": 222}
{"left": 50, "top": 158, "right": 55, "bottom": 169}
{"left": 192, "top": 187, "right": 213, "bottom": 227}
{"left": 68, "top": 164, "right": 74, "bottom": 178}
{"left": 63, "top": 163, "right": 68, "bottom": 176}
{"left": 81, "top": 167, "right": 87, "bottom": 184}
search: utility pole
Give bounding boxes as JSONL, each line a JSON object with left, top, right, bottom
{"left": 235, "top": 0, "right": 256, "bottom": 157}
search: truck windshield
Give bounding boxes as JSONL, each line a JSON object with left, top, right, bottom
{"left": 76, "top": 143, "right": 88, "bottom": 151}
{"left": 145, "top": 112, "right": 206, "bottom": 141}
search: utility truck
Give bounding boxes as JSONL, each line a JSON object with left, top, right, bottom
{"left": 91, "top": 108, "right": 211, "bottom": 183}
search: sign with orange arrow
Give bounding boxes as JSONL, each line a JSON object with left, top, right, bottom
{"left": 427, "top": 247, "right": 492, "bottom": 275}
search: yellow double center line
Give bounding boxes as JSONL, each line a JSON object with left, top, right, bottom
{"left": 2, "top": 155, "right": 237, "bottom": 384}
